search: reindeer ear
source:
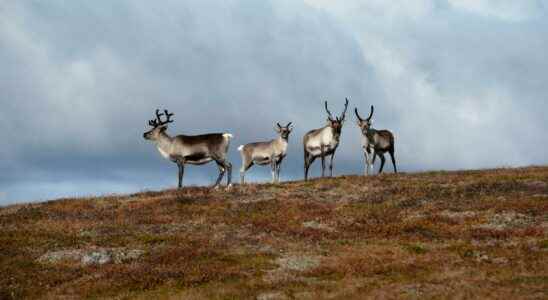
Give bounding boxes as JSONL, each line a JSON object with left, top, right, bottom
{"left": 159, "top": 126, "right": 168, "bottom": 132}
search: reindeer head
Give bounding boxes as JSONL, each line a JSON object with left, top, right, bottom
{"left": 143, "top": 109, "right": 174, "bottom": 141}
{"left": 275, "top": 122, "right": 293, "bottom": 140}
{"left": 355, "top": 105, "right": 374, "bottom": 134}
{"left": 325, "top": 98, "right": 349, "bottom": 135}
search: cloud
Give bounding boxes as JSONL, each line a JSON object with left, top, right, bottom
{"left": 303, "top": 0, "right": 548, "bottom": 169}
{"left": 1, "top": 1, "right": 547, "bottom": 204}
{"left": 0, "top": 0, "right": 379, "bottom": 204}
{"left": 447, "top": 0, "right": 545, "bottom": 21}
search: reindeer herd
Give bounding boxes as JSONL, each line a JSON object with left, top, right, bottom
{"left": 143, "top": 99, "right": 397, "bottom": 189}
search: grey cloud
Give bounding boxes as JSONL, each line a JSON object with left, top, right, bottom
{"left": 1, "top": 1, "right": 547, "bottom": 205}
{"left": 0, "top": 0, "right": 378, "bottom": 204}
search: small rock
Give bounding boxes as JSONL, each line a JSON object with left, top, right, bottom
{"left": 293, "top": 292, "right": 316, "bottom": 299}
{"left": 263, "top": 255, "right": 322, "bottom": 284}
{"left": 257, "top": 291, "right": 289, "bottom": 300}
{"left": 112, "top": 249, "right": 145, "bottom": 264}
{"left": 492, "top": 257, "right": 509, "bottom": 264}
{"left": 402, "top": 284, "right": 422, "bottom": 297}
{"left": 476, "top": 253, "right": 490, "bottom": 263}
{"left": 476, "top": 212, "right": 533, "bottom": 230}
{"left": 38, "top": 250, "right": 82, "bottom": 264}
{"left": 78, "top": 229, "right": 98, "bottom": 238}
{"left": 38, "top": 248, "right": 144, "bottom": 266}
{"left": 276, "top": 255, "right": 320, "bottom": 272}
{"left": 258, "top": 245, "right": 276, "bottom": 254}
{"left": 439, "top": 210, "right": 476, "bottom": 219}
{"left": 463, "top": 249, "right": 490, "bottom": 263}
{"left": 404, "top": 212, "right": 425, "bottom": 221}
{"left": 81, "top": 249, "right": 112, "bottom": 266}
{"left": 302, "top": 221, "right": 335, "bottom": 232}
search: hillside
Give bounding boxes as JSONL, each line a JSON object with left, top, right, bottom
{"left": 1, "top": 167, "right": 547, "bottom": 299}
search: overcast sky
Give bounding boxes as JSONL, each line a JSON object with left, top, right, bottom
{"left": 1, "top": 0, "right": 547, "bottom": 205}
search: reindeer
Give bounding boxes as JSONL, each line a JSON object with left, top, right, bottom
{"left": 303, "top": 98, "right": 349, "bottom": 181}
{"left": 238, "top": 122, "right": 293, "bottom": 184}
{"left": 355, "top": 105, "right": 397, "bottom": 175}
{"left": 143, "top": 109, "right": 233, "bottom": 189}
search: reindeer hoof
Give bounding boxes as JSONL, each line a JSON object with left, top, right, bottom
{"left": 226, "top": 184, "right": 233, "bottom": 191}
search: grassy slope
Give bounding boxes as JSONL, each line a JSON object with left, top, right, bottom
{"left": 1, "top": 167, "right": 547, "bottom": 299}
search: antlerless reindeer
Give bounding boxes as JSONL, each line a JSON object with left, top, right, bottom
{"left": 238, "top": 122, "right": 293, "bottom": 184}
{"left": 303, "top": 98, "right": 349, "bottom": 181}
{"left": 143, "top": 109, "right": 234, "bottom": 189}
{"left": 355, "top": 105, "right": 397, "bottom": 175}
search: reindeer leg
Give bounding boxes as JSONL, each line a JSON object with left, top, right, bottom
{"left": 276, "top": 160, "right": 282, "bottom": 183}
{"left": 213, "top": 160, "right": 226, "bottom": 188}
{"left": 389, "top": 148, "right": 397, "bottom": 173}
{"left": 368, "top": 148, "right": 376, "bottom": 175}
{"left": 304, "top": 151, "right": 309, "bottom": 181}
{"left": 270, "top": 158, "right": 277, "bottom": 184}
{"left": 378, "top": 153, "right": 386, "bottom": 174}
{"left": 329, "top": 152, "right": 335, "bottom": 177}
{"left": 240, "top": 166, "right": 245, "bottom": 185}
{"left": 178, "top": 163, "right": 185, "bottom": 188}
{"left": 320, "top": 146, "right": 326, "bottom": 178}
{"left": 273, "top": 159, "right": 279, "bottom": 183}
{"left": 240, "top": 160, "right": 253, "bottom": 185}
{"left": 363, "top": 151, "right": 369, "bottom": 176}
{"left": 305, "top": 154, "right": 316, "bottom": 181}
{"left": 225, "top": 160, "right": 232, "bottom": 188}
{"left": 240, "top": 158, "right": 246, "bottom": 185}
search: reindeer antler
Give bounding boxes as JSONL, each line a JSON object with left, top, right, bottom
{"left": 339, "top": 98, "right": 349, "bottom": 121}
{"left": 148, "top": 109, "right": 174, "bottom": 128}
{"left": 355, "top": 107, "right": 363, "bottom": 121}
{"left": 325, "top": 101, "right": 334, "bottom": 121}
{"left": 163, "top": 109, "right": 174, "bottom": 124}
{"left": 367, "top": 105, "right": 374, "bottom": 121}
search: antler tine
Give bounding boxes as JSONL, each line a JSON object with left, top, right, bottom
{"left": 324, "top": 100, "right": 334, "bottom": 120}
{"left": 367, "top": 105, "right": 374, "bottom": 121}
{"left": 340, "top": 98, "right": 349, "bottom": 120}
{"left": 355, "top": 107, "right": 363, "bottom": 121}
{"left": 147, "top": 109, "right": 163, "bottom": 128}
{"left": 155, "top": 109, "right": 164, "bottom": 123}
{"left": 148, "top": 109, "right": 174, "bottom": 128}
{"left": 163, "top": 109, "right": 174, "bottom": 124}
{"left": 277, "top": 122, "right": 282, "bottom": 129}
{"left": 287, "top": 122, "right": 292, "bottom": 127}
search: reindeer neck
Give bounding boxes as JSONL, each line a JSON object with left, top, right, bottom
{"left": 155, "top": 131, "right": 174, "bottom": 148}
{"left": 365, "top": 127, "right": 377, "bottom": 140}
{"left": 272, "top": 136, "right": 288, "bottom": 150}
{"left": 276, "top": 135, "right": 289, "bottom": 143}
{"left": 325, "top": 125, "right": 340, "bottom": 140}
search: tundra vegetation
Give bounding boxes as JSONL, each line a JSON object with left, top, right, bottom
{"left": 1, "top": 167, "right": 547, "bottom": 299}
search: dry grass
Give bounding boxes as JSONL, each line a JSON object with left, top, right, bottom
{"left": 1, "top": 167, "right": 547, "bottom": 299}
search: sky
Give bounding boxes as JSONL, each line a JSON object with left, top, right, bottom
{"left": 1, "top": 0, "right": 547, "bottom": 205}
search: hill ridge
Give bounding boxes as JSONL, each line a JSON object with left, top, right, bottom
{"left": 1, "top": 167, "right": 547, "bottom": 299}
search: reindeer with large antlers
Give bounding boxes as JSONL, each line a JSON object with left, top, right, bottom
{"left": 143, "top": 109, "right": 234, "bottom": 189}
{"left": 238, "top": 122, "right": 293, "bottom": 184}
{"left": 355, "top": 105, "right": 397, "bottom": 175}
{"left": 303, "top": 98, "right": 349, "bottom": 181}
